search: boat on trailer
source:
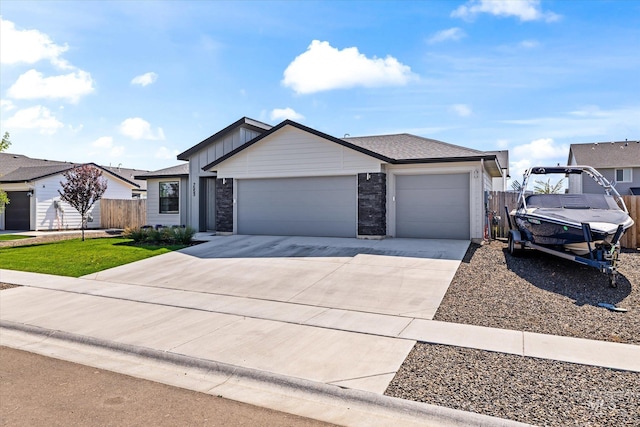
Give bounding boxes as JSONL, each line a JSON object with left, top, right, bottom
{"left": 507, "top": 166, "right": 634, "bottom": 287}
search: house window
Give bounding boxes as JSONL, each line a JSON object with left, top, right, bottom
{"left": 615, "top": 168, "right": 632, "bottom": 183}
{"left": 159, "top": 181, "right": 179, "bottom": 214}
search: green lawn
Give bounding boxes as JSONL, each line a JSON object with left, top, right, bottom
{"left": 0, "top": 235, "right": 33, "bottom": 241}
{"left": 0, "top": 237, "right": 187, "bottom": 277}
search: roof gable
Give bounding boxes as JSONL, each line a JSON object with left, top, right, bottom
{"left": 203, "top": 120, "right": 395, "bottom": 170}
{"left": 177, "top": 117, "right": 272, "bottom": 161}
{"left": 569, "top": 141, "right": 640, "bottom": 168}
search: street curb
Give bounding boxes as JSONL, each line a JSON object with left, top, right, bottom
{"left": 1, "top": 320, "right": 531, "bottom": 427}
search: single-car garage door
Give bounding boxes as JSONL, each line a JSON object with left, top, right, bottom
{"left": 5, "top": 191, "right": 31, "bottom": 230}
{"left": 237, "top": 176, "right": 356, "bottom": 237}
{"left": 396, "top": 173, "right": 470, "bottom": 239}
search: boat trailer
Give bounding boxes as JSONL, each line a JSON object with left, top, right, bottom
{"left": 505, "top": 206, "right": 624, "bottom": 287}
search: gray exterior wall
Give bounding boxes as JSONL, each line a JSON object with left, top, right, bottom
{"left": 357, "top": 173, "right": 386, "bottom": 236}
{"left": 582, "top": 167, "right": 640, "bottom": 195}
{"left": 215, "top": 178, "right": 233, "bottom": 233}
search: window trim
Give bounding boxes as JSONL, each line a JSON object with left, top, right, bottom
{"left": 159, "top": 181, "right": 180, "bottom": 214}
{"left": 615, "top": 168, "right": 632, "bottom": 183}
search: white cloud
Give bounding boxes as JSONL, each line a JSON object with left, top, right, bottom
{"left": 92, "top": 136, "right": 113, "bottom": 148}
{"left": 131, "top": 72, "right": 158, "bottom": 87}
{"left": 3, "top": 105, "right": 64, "bottom": 135}
{"left": 270, "top": 108, "right": 304, "bottom": 121}
{"left": 7, "top": 69, "right": 95, "bottom": 103}
{"left": 155, "top": 146, "right": 179, "bottom": 159}
{"left": 119, "top": 117, "right": 165, "bottom": 140}
{"left": 450, "top": 104, "right": 473, "bottom": 117}
{"left": 282, "top": 40, "right": 417, "bottom": 94}
{"left": 0, "top": 17, "right": 71, "bottom": 69}
{"left": 451, "top": 0, "right": 560, "bottom": 22}
{"left": 428, "top": 27, "right": 466, "bottom": 44}
{"left": 90, "top": 136, "right": 125, "bottom": 157}
{"left": 1, "top": 99, "right": 16, "bottom": 111}
{"left": 510, "top": 138, "right": 569, "bottom": 181}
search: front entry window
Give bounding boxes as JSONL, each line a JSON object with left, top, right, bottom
{"left": 159, "top": 181, "right": 179, "bottom": 214}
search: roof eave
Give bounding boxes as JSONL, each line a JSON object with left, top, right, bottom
{"left": 177, "top": 117, "right": 272, "bottom": 161}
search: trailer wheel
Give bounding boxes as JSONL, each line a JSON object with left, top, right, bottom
{"left": 508, "top": 231, "right": 521, "bottom": 256}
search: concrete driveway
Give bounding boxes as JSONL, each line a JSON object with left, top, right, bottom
{"left": 87, "top": 235, "right": 469, "bottom": 320}
{"left": 1, "top": 235, "right": 470, "bottom": 407}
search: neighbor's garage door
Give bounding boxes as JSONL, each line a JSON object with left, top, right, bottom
{"left": 5, "top": 191, "right": 30, "bottom": 230}
{"left": 396, "top": 173, "right": 470, "bottom": 239}
{"left": 237, "top": 176, "right": 356, "bottom": 237}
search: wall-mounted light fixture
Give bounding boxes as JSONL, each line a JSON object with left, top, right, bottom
{"left": 223, "top": 178, "right": 226, "bottom": 185}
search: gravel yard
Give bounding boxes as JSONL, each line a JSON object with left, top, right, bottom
{"left": 435, "top": 241, "right": 640, "bottom": 344}
{"left": 386, "top": 343, "right": 640, "bottom": 427}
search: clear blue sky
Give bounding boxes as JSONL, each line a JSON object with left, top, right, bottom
{"left": 1, "top": 0, "right": 639, "bottom": 182}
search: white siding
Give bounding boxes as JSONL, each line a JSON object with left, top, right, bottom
{"left": 386, "top": 162, "right": 485, "bottom": 241}
{"left": 145, "top": 178, "right": 186, "bottom": 227}
{"left": 215, "top": 126, "right": 382, "bottom": 179}
{"left": 33, "top": 172, "right": 133, "bottom": 231}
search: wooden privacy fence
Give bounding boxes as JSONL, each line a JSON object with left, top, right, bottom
{"left": 100, "top": 199, "right": 146, "bottom": 229}
{"left": 487, "top": 192, "right": 640, "bottom": 250}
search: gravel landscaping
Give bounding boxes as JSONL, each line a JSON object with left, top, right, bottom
{"left": 386, "top": 343, "right": 640, "bottom": 427}
{"left": 435, "top": 241, "right": 640, "bottom": 344}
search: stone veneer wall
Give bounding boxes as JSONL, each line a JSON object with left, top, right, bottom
{"left": 357, "top": 173, "right": 386, "bottom": 236}
{"left": 215, "top": 178, "right": 233, "bottom": 233}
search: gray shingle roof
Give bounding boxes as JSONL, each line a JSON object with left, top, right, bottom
{"left": 569, "top": 141, "right": 640, "bottom": 168}
{"left": 135, "top": 163, "right": 189, "bottom": 179}
{"left": 342, "top": 133, "right": 485, "bottom": 161}
{"left": 0, "top": 152, "right": 145, "bottom": 188}
{"left": 0, "top": 164, "right": 76, "bottom": 182}
{"left": 0, "top": 153, "right": 70, "bottom": 176}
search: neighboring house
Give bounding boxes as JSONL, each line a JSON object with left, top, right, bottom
{"left": 0, "top": 153, "right": 140, "bottom": 231}
{"left": 567, "top": 141, "right": 640, "bottom": 195}
{"left": 134, "top": 164, "right": 189, "bottom": 227}
{"left": 102, "top": 165, "right": 149, "bottom": 199}
{"left": 149, "top": 117, "right": 507, "bottom": 241}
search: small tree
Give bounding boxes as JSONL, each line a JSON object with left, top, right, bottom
{"left": 534, "top": 178, "right": 564, "bottom": 194}
{"left": 0, "top": 131, "right": 10, "bottom": 212}
{"left": 58, "top": 164, "right": 108, "bottom": 241}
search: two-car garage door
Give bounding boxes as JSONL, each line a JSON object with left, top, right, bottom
{"left": 237, "top": 176, "right": 357, "bottom": 237}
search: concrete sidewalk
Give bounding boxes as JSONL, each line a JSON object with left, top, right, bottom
{"left": 1, "top": 271, "right": 639, "bottom": 427}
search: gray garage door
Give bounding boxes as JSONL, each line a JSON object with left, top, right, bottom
{"left": 396, "top": 173, "right": 470, "bottom": 239}
{"left": 237, "top": 176, "right": 356, "bottom": 237}
{"left": 5, "top": 191, "right": 30, "bottom": 230}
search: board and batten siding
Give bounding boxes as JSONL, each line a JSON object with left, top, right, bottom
{"left": 386, "top": 162, "right": 485, "bottom": 241}
{"left": 186, "top": 127, "right": 262, "bottom": 229}
{"left": 34, "top": 173, "right": 133, "bottom": 231}
{"left": 214, "top": 126, "right": 382, "bottom": 179}
{"left": 145, "top": 178, "right": 187, "bottom": 227}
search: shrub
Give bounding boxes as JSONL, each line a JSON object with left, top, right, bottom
{"left": 123, "top": 226, "right": 195, "bottom": 245}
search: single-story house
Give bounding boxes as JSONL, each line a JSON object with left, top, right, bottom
{"left": 143, "top": 117, "right": 508, "bottom": 242}
{"left": 0, "top": 153, "right": 142, "bottom": 231}
{"left": 567, "top": 141, "right": 640, "bottom": 195}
